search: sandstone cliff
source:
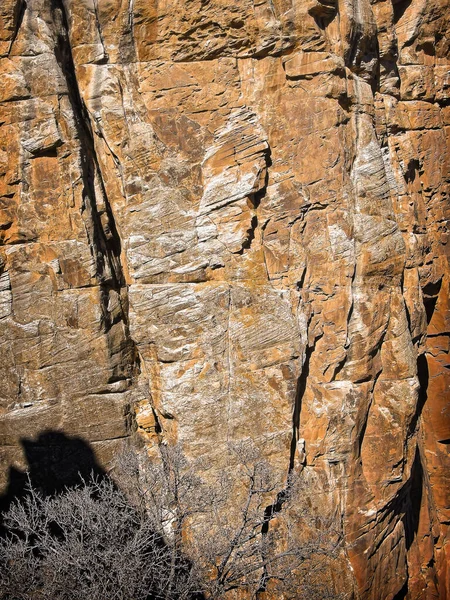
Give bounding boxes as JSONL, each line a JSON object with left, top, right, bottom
{"left": 0, "top": 0, "right": 449, "bottom": 598}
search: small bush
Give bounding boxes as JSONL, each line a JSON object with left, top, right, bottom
{"left": 0, "top": 476, "right": 200, "bottom": 600}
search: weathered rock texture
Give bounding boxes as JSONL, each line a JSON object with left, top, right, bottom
{"left": 0, "top": 0, "right": 449, "bottom": 597}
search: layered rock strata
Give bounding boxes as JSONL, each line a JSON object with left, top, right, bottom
{"left": 0, "top": 0, "right": 449, "bottom": 597}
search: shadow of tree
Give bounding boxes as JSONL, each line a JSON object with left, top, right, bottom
{"left": 0, "top": 431, "right": 106, "bottom": 517}
{"left": 0, "top": 431, "right": 205, "bottom": 600}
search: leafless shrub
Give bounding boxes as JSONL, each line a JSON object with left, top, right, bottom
{"left": 182, "top": 441, "right": 343, "bottom": 599}
{"left": 114, "top": 440, "right": 345, "bottom": 599}
{"left": 1, "top": 441, "right": 345, "bottom": 600}
{"left": 0, "top": 475, "right": 201, "bottom": 600}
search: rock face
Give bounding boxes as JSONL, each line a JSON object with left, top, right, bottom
{"left": 0, "top": 0, "right": 449, "bottom": 597}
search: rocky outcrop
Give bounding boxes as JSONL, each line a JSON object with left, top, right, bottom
{"left": 0, "top": 1, "right": 448, "bottom": 597}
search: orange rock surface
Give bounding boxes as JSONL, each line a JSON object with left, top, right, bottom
{"left": 0, "top": 1, "right": 448, "bottom": 597}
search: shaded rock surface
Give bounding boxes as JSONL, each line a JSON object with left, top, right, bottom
{"left": 0, "top": 1, "right": 449, "bottom": 598}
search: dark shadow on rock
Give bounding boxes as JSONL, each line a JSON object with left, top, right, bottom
{"left": 403, "top": 446, "right": 424, "bottom": 551}
{"left": 386, "top": 447, "right": 424, "bottom": 599}
{"left": 289, "top": 344, "right": 313, "bottom": 471}
{"left": 393, "top": 0, "right": 413, "bottom": 24}
{"left": 407, "top": 353, "right": 429, "bottom": 440}
{"left": 393, "top": 580, "right": 409, "bottom": 600}
{"left": 0, "top": 431, "right": 205, "bottom": 599}
{"left": 422, "top": 279, "right": 442, "bottom": 325}
{"left": 0, "top": 431, "right": 106, "bottom": 516}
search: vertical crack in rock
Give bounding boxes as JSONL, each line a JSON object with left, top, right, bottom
{"left": 51, "top": 0, "right": 121, "bottom": 289}
{"left": 258, "top": 339, "right": 314, "bottom": 592}
{"left": 238, "top": 148, "right": 272, "bottom": 256}
{"left": 50, "top": 0, "right": 139, "bottom": 382}
{"left": 392, "top": 0, "right": 413, "bottom": 24}
{"left": 7, "top": 0, "right": 26, "bottom": 57}
{"left": 289, "top": 345, "right": 312, "bottom": 472}
{"left": 392, "top": 581, "right": 408, "bottom": 600}
{"left": 421, "top": 279, "right": 443, "bottom": 325}
{"left": 92, "top": 0, "right": 108, "bottom": 63}
{"left": 402, "top": 447, "right": 424, "bottom": 552}
{"left": 384, "top": 444, "right": 429, "bottom": 600}
{"left": 408, "top": 353, "right": 429, "bottom": 439}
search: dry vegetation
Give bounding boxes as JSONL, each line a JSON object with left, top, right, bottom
{"left": 0, "top": 443, "right": 344, "bottom": 599}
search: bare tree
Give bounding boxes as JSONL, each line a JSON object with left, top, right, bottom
{"left": 180, "top": 441, "right": 344, "bottom": 599}
{"left": 1, "top": 442, "right": 344, "bottom": 600}
{"left": 114, "top": 441, "right": 344, "bottom": 600}
{"left": 0, "top": 475, "right": 201, "bottom": 600}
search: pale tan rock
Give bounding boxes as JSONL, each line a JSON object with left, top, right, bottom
{"left": 0, "top": 0, "right": 449, "bottom": 598}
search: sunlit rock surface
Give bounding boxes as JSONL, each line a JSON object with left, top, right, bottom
{"left": 0, "top": 1, "right": 449, "bottom": 597}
